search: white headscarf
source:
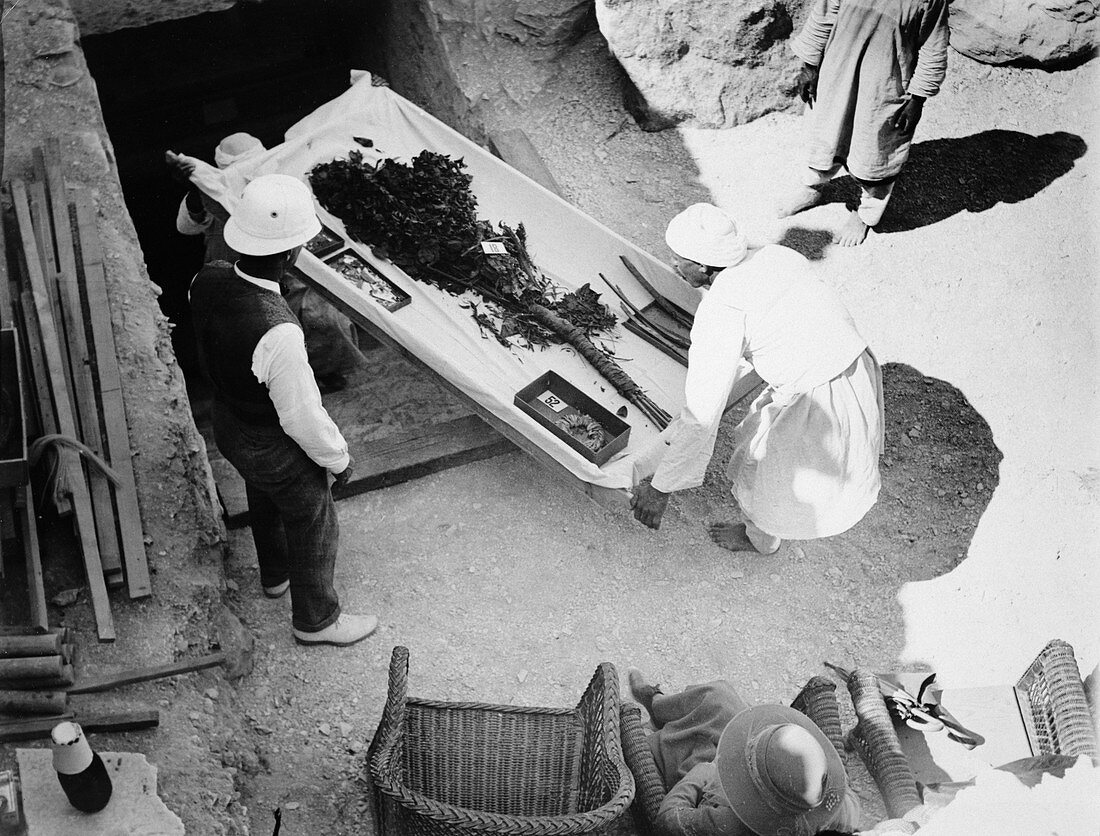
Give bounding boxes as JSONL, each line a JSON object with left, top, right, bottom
{"left": 214, "top": 132, "right": 266, "bottom": 169}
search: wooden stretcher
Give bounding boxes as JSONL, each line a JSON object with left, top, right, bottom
{"left": 294, "top": 255, "right": 762, "bottom": 510}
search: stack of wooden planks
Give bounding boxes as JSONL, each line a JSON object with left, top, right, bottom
{"left": 0, "top": 627, "right": 226, "bottom": 743}
{"left": 4, "top": 139, "right": 151, "bottom": 642}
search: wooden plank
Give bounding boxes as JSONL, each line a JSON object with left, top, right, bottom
{"left": 293, "top": 256, "right": 633, "bottom": 510}
{"left": 0, "top": 633, "right": 61, "bottom": 657}
{"left": 0, "top": 655, "right": 63, "bottom": 680}
{"left": 487, "top": 127, "right": 565, "bottom": 198}
{"left": 42, "top": 141, "right": 123, "bottom": 585}
{"left": 0, "top": 184, "right": 11, "bottom": 330}
{"left": 334, "top": 413, "right": 514, "bottom": 498}
{"left": 67, "top": 652, "right": 225, "bottom": 694}
{"left": 19, "top": 185, "right": 74, "bottom": 517}
{"left": 0, "top": 708, "right": 158, "bottom": 742}
{"left": 219, "top": 414, "right": 515, "bottom": 526}
{"left": 17, "top": 289, "right": 59, "bottom": 443}
{"left": 27, "top": 183, "right": 77, "bottom": 410}
{"left": 10, "top": 180, "right": 114, "bottom": 641}
{"left": 14, "top": 485, "right": 48, "bottom": 631}
{"left": 0, "top": 688, "right": 67, "bottom": 715}
{"left": 0, "top": 664, "right": 74, "bottom": 690}
{"left": 71, "top": 190, "right": 150, "bottom": 599}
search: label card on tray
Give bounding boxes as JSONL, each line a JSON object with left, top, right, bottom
{"left": 537, "top": 391, "right": 569, "bottom": 412}
{"left": 480, "top": 241, "right": 508, "bottom": 255}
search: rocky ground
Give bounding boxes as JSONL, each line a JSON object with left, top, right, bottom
{"left": 3, "top": 4, "right": 1095, "bottom": 836}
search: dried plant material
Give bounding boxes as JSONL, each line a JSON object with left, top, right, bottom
{"left": 308, "top": 149, "right": 671, "bottom": 427}
{"left": 555, "top": 412, "right": 606, "bottom": 452}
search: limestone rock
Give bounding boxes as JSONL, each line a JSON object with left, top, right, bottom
{"left": 503, "top": 0, "right": 597, "bottom": 45}
{"left": 950, "top": 0, "right": 1099, "bottom": 66}
{"left": 17, "top": 749, "right": 185, "bottom": 835}
{"left": 595, "top": 0, "right": 805, "bottom": 130}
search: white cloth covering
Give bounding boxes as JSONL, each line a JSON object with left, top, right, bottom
{"left": 791, "top": 0, "right": 949, "bottom": 181}
{"left": 184, "top": 75, "right": 706, "bottom": 491}
{"left": 651, "top": 245, "right": 883, "bottom": 540}
{"left": 233, "top": 266, "right": 350, "bottom": 474}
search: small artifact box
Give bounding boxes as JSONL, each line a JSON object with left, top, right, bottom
{"left": 304, "top": 224, "right": 344, "bottom": 259}
{"left": 0, "top": 329, "right": 27, "bottom": 488}
{"left": 514, "top": 371, "right": 630, "bottom": 466}
{"left": 324, "top": 250, "right": 411, "bottom": 312}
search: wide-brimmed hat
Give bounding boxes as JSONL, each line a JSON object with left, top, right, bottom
{"left": 214, "top": 132, "right": 266, "bottom": 169}
{"left": 223, "top": 174, "right": 322, "bottom": 256}
{"left": 665, "top": 203, "right": 747, "bottom": 268}
{"left": 715, "top": 705, "right": 847, "bottom": 836}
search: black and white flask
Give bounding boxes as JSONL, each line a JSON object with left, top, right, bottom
{"left": 51, "top": 721, "right": 113, "bottom": 813}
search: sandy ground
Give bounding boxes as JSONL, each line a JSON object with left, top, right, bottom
{"left": 212, "top": 33, "right": 1098, "bottom": 836}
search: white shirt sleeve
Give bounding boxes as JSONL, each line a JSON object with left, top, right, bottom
{"left": 176, "top": 195, "right": 212, "bottom": 236}
{"left": 650, "top": 295, "right": 747, "bottom": 494}
{"left": 252, "top": 322, "right": 351, "bottom": 473}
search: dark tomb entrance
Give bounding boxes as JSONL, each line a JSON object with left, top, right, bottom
{"left": 81, "top": 0, "right": 386, "bottom": 405}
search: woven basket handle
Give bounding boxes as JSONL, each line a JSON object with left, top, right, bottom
{"left": 847, "top": 668, "right": 922, "bottom": 819}
{"left": 370, "top": 645, "right": 411, "bottom": 783}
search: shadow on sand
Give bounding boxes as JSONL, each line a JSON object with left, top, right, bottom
{"left": 817, "top": 129, "right": 1087, "bottom": 233}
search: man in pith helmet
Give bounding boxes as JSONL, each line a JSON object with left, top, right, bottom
{"left": 189, "top": 173, "right": 377, "bottom": 647}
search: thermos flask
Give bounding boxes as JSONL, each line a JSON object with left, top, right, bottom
{"left": 51, "top": 721, "right": 113, "bottom": 813}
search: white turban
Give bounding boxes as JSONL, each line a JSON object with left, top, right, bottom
{"left": 214, "top": 132, "right": 266, "bottom": 170}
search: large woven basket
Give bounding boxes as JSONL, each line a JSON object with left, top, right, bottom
{"left": 1015, "top": 638, "right": 1097, "bottom": 758}
{"left": 369, "top": 646, "right": 635, "bottom": 836}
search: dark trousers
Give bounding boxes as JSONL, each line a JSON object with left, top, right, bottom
{"left": 648, "top": 681, "right": 748, "bottom": 789}
{"left": 213, "top": 402, "right": 341, "bottom": 632}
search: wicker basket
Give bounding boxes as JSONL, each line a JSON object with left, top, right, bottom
{"left": 1015, "top": 639, "right": 1098, "bottom": 759}
{"left": 845, "top": 668, "right": 922, "bottom": 819}
{"left": 369, "top": 647, "right": 635, "bottom": 836}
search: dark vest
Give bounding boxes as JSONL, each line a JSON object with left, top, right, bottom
{"left": 190, "top": 262, "right": 299, "bottom": 426}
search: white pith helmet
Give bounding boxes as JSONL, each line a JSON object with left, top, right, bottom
{"left": 223, "top": 174, "right": 322, "bottom": 257}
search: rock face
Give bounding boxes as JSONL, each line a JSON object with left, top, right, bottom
{"left": 595, "top": 0, "right": 806, "bottom": 130}
{"left": 950, "top": 0, "right": 1099, "bottom": 66}
{"left": 497, "top": 0, "right": 598, "bottom": 45}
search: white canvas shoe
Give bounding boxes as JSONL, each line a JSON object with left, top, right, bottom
{"left": 293, "top": 613, "right": 378, "bottom": 647}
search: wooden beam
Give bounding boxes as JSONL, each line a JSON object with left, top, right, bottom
{"left": 14, "top": 485, "right": 48, "bottom": 631}
{"left": 219, "top": 414, "right": 515, "bottom": 525}
{"left": 0, "top": 633, "right": 61, "bottom": 657}
{"left": 71, "top": 190, "right": 151, "bottom": 599}
{"left": 42, "top": 141, "right": 123, "bottom": 587}
{"left": 10, "top": 180, "right": 114, "bottom": 641}
{"left": 67, "top": 652, "right": 225, "bottom": 695}
{"left": 0, "top": 688, "right": 67, "bottom": 716}
{"left": 487, "top": 127, "right": 565, "bottom": 198}
{"left": 0, "top": 708, "right": 158, "bottom": 742}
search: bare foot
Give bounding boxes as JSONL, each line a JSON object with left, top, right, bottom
{"left": 777, "top": 185, "right": 823, "bottom": 218}
{"left": 708, "top": 521, "right": 757, "bottom": 552}
{"left": 627, "top": 667, "right": 661, "bottom": 717}
{"left": 835, "top": 211, "right": 870, "bottom": 246}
